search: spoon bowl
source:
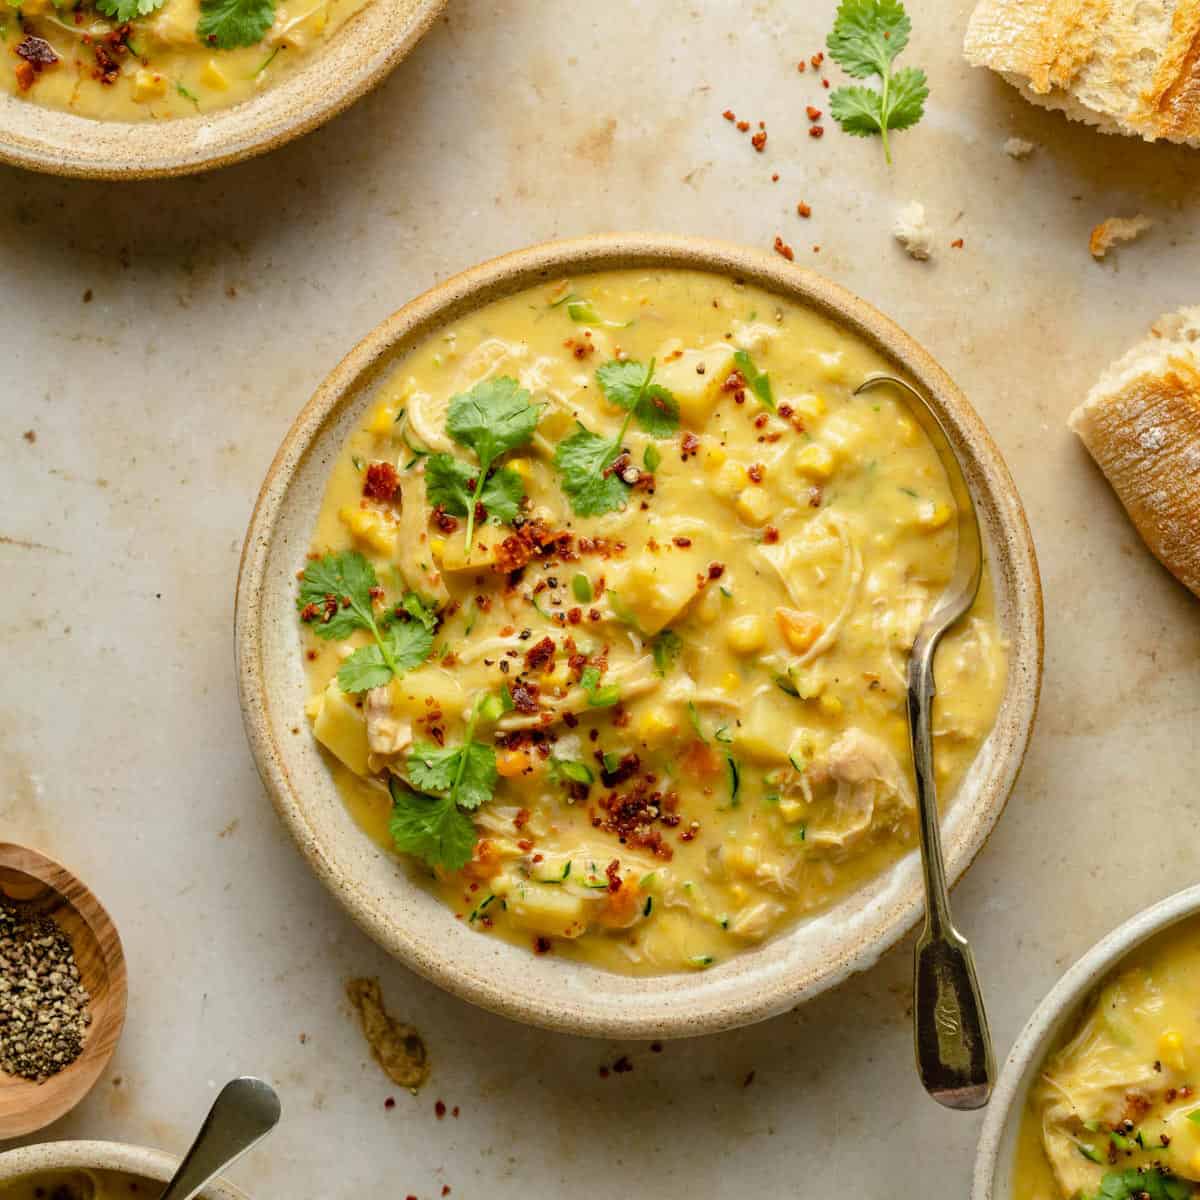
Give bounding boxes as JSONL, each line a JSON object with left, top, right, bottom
{"left": 0, "top": 843, "right": 127, "bottom": 1139}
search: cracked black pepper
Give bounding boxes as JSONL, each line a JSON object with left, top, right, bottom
{"left": 0, "top": 899, "right": 92, "bottom": 1082}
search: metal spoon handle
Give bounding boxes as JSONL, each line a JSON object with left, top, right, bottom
{"left": 908, "top": 645, "right": 994, "bottom": 1110}
{"left": 160, "top": 1078, "right": 281, "bottom": 1200}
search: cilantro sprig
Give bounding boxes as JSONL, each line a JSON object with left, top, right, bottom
{"left": 298, "top": 551, "right": 433, "bottom": 693}
{"left": 732, "top": 350, "right": 775, "bottom": 411}
{"left": 390, "top": 697, "right": 500, "bottom": 870}
{"left": 1086, "top": 1168, "right": 1191, "bottom": 1200}
{"left": 95, "top": 0, "right": 164, "bottom": 20}
{"left": 425, "top": 377, "right": 538, "bottom": 552}
{"left": 197, "top": 0, "right": 275, "bottom": 49}
{"left": 826, "top": 0, "right": 928, "bottom": 165}
{"left": 553, "top": 359, "right": 678, "bottom": 517}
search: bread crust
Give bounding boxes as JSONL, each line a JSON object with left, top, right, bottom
{"left": 965, "top": 0, "right": 1200, "bottom": 146}
{"left": 1069, "top": 308, "right": 1200, "bottom": 598}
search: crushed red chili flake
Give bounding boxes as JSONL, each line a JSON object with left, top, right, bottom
{"left": 680, "top": 432, "right": 700, "bottom": 460}
{"left": 612, "top": 1055, "right": 633, "bottom": 1074}
{"left": 822, "top": 77, "right": 830, "bottom": 89}
{"left": 722, "top": 109, "right": 735, "bottom": 121}
{"left": 809, "top": 125, "right": 825, "bottom": 138}
{"left": 773, "top": 236, "right": 795, "bottom": 261}
{"left": 771, "top": 172, "right": 779, "bottom": 182}
{"left": 565, "top": 337, "right": 594, "bottom": 359}
{"left": 797, "top": 202, "right": 812, "bottom": 218}
{"left": 809, "top": 486, "right": 823, "bottom": 508}
{"left": 951, "top": 238, "right": 965, "bottom": 249}
{"left": 514, "top": 808, "right": 531, "bottom": 830}
{"left": 605, "top": 859, "right": 623, "bottom": 892}
{"left": 796, "top": 60, "right": 806, "bottom": 71}
{"left": 672, "top": 535, "right": 692, "bottom": 548}
{"left": 743, "top": 1070, "right": 757, "bottom": 1088}
{"left": 736, "top": 119, "right": 750, "bottom": 132}
{"left": 452, "top": 1106, "right": 459, "bottom": 1118}
{"left": 763, "top": 526, "right": 780, "bottom": 544}
{"left": 810, "top": 51, "right": 824, "bottom": 67}
{"left": 650, "top": 1041, "right": 664, "bottom": 1053}
{"left": 384, "top": 1096, "right": 396, "bottom": 1109}
{"left": 751, "top": 130, "right": 767, "bottom": 152}
{"left": 806, "top": 105, "right": 822, "bottom": 121}
{"left": 443, "top": 1188, "right": 452, "bottom": 1196}
{"left": 747, "top": 463, "right": 765, "bottom": 483}
{"left": 534, "top": 936, "right": 552, "bottom": 955}
{"left": 363, "top": 461, "right": 399, "bottom": 501}
{"left": 707, "top": 562, "right": 725, "bottom": 580}
{"left": 599, "top": 1066, "right": 610, "bottom": 1079}
{"left": 435, "top": 1100, "right": 446, "bottom": 1118}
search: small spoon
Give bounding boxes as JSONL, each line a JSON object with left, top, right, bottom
{"left": 0, "top": 843, "right": 127, "bottom": 1139}
{"left": 160, "top": 1078, "right": 282, "bottom": 1200}
{"left": 855, "top": 374, "right": 995, "bottom": 1111}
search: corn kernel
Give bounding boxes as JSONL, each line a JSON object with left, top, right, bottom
{"left": 791, "top": 392, "right": 826, "bottom": 421}
{"left": 726, "top": 614, "right": 766, "bottom": 654}
{"left": 720, "top": 671, "right": 741, "bottom": 693}
{"left": 1160, "top": 1030, "right": 1187, "bottom": 1070}
{"left": 916, "top": 499, "right": 953, "bottom": 530}
{"left": 368, "top": 402, "right": 397, "bottom": 435}
{"left": 819, "top": 693, "right": 844, "bottom": 717}
{"left": 703, "top": 445, "right": 727, "bottom": 471}
{"left": 779, "top": 797, "right": 806, "bottom": 823}
{"left": 132, "top": 68, "right": 167, "bottom": 102}
{"left": 711, "top": 460, "right": 748, "bottom": 500}
{"left": 338, "top": 506, "right": 397, "bottom": 557}
{"left": 201, "top": 59, "right": 229, "bottom": 90}
{"left": 637, "top": 706, "right": 678, "bottom": 744}
{"left": 430, "top": 537, "right": 446, "bottom": 559}
{"left": 735, "top": 486, "right": 772, "bottom": 526}
{"left": 794, "top": 443, "right": 837, "bottom": 480}
{"left": 776, "top": 608, "right": 824, "bottom": 654}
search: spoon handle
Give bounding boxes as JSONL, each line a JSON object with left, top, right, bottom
{"left": 160, "top": 1078, "right": 281, "bottom": 1200}
{"left": 907, "top": 642, "right": 995, "bottom": 1110}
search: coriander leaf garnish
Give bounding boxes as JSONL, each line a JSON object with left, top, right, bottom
{"left": 388, "top": 778, "right": 477, "bottom": 872}
{"left": 732, "top": 350, "right": 775, "bottom": 411}
{"left": 554, "top": 425, "right": 630, "bottom": 516}
{"left": 433, "top": 377, "right": 538, "bottom": 551}
{"left": 826, "top": 0, "right": 928, "bottom": 165}
{"left": 580, "top": 665, "right": 620, "bottom": 708}
{"left": 1085, "top": 1168, "right": 1192, "bottom": 1200}
{"left": 197, "top": 0, "right": 274, "bottom": 49}
{"left": 298, "top": 551, "right": 433, "bottom": 692}
{"left": 95, "top": 0, "right": 164, "bottom": 20}
{"left": 406, "top": 699, "right": 498, "bottom": 811}
{"left": 596, "top": 358, "right": 680, "bottom": 438}
{"left": 651, "top": 629, "right": 683, "bottom": 676}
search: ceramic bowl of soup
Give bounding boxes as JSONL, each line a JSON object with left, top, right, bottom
{"left": 974, "top": 886, "right": 1200, "bottom": 1200}
{"left": 0, "top": 1140, "right": 248, "bottom": 1198}
{"left": 0, "top": 0, "right": 443, "bottom": 177}
{"left": 236, "top": 233, "right": 1043, "bottom": 1038}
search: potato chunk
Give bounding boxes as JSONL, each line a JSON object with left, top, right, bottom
{"left": 654, "top": 344, "right": 737, "bottom": 428}
{"left": 607, "top": 535, "right": 712, "bottom": 635}
{"left": 312, "top": 679, "right": 369, "bottom": 775}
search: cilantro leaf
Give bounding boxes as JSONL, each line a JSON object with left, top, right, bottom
{"left": 554, "top": 425, "right": 629, "bottom": 516}
{"left": 95, "top": 0, "right": 164, "bottom": 19}
{"left": 336, "top": 617, "right": 433, "bottom": 694}
{"left": 388, "top": 778, "right": 476, "bottom": 872}
{"left": 297, "top": 550, "right": 378, "bottom": 641}
{"left": 826, "top": 0, "right": 927, "bottom": 164}
{"left": 733, "top": 350, "right": 775, "bottom": 411}
{"left": 1086, "top": 1169, "right": 1193, "bottom": 1200}
{"left": 406, "top": 698, "right": 498, "bottom": 812}
{"left": 826, "top": 0, "right": 909, "bottom": 77}
{"left": 197, "top": 0, "right": 275, "bottom": 49}
{"left": 651, "top": 629, "right": 683, "bottom": 676}
{"left": 452, "top": 742, "right": 498, "bottom": 811}
{"left": 596, "top": 358, "right": 679, "bottom": 437}
{"left": 424, "top": 454, "right": 475, "bottom": 515}
{"left": 479, "top": 466, "right": 524, "bottom": 524}
{"left": 396, "top": 592, "right": 438, "bottom": 633}
{"left": 407, "top": 741, "right": 460, "bottom": 793}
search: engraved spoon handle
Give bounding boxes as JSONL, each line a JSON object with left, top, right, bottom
{"left": 908, "top": 643, "right": 994, "bottom": 1110}
{"left": 159, "top": 1078, "right": 281, "bottom": 1200}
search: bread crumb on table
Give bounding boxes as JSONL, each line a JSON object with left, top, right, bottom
{"left": 1089, "top": 214, "right": 1153, "bottom": 260}
{"left": 893, "top": 202, "right": 933, "bottom": 261}
{"left": 1003, "top": 137, "right": 1036, "bottom": 158}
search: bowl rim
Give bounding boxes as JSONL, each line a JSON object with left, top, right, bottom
{"left": 0, "top": 1139, "right": 249, "bottom": 1198}
{"left": 235, "top": 232, "right": 1045, "bottom": 1039}
{"left": 972, "top": 884, "right": 1200, "bottom": 1200}
{"left": 0, "top": 0, "right": 445, "bottom": 179}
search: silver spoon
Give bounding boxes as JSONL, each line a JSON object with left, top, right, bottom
{"left": 159, "top": 1077, "right": 282, "bottom": 1200}
{"left": 855, "top": 374, "right": 995, "bottom": 1111}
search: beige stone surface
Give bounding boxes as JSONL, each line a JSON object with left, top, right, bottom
{"left": 1, "top": 1, "right": 1197, "bottom": 1195}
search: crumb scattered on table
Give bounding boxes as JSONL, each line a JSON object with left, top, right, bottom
{"left": 345, "top": 977, "right": 430, "bottom": 1090}
{"left": 1090, "top": 215, "right": 1153, "bottom": 260}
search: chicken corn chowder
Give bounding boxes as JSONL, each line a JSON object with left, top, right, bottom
{"left": 1014, "top": 920, "right": 1200, "bottom": 1200}
{"left": 298, "top": 269, "right": 1006, "bottom": 975}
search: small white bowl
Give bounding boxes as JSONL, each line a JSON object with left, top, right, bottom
{"left": 972, "top": 884, "right": 1200, "bottom": 1200}
{"left": 0, "top": 1139, "right": 248, "bottom": 1198}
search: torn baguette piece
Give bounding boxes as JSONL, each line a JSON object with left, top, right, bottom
{"left": 964, "top": 0, "right": 1200, "bottom": 147}
{"left": 1069, "top": 306, "right": 1200, "bottom": 598}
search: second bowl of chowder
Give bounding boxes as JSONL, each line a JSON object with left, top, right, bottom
{"left": 237, "top": 234, "right": 1043, "bottom": 1038}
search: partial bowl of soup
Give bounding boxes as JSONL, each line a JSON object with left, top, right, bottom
{"left": 974, "top": 886, "right": 1200, "bottom": 1200}
{"left": 0, "top": 1140, "right": 248, "bottom": 1199}
{"left": 0, "top": 0, "right": 443, "bottom": 176}
{"left": 236, "top": 233, "right": 1043, "bottom": 1038}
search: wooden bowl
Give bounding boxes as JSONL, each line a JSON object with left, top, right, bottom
{"left": 235, "top": 233, "right": 1045, "bottom": 1040}
{"left": 0, "top": 0, "right": 445, "bottom": 179}
{"left": 972, "top": 885, "right": 1200, "bottom": 1200}
{"left": 0, "top": 1140, "right": 248, "bottom": 1197}
{"left": 0, "top": 844, "right": 127, "bottom": 1139}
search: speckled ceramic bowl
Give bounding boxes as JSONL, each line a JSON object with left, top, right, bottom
{"left": 235, "top": 233, "right": 1044, "bottom": 1040}
{"left": 0, "top": 0, "right": 444, "bottom": 178}
{"left": 972, "top": 885, "right": 1200, "bottom": 1200}
{"left": 0, "top": 1140, "right": 249, "bottom": 1198}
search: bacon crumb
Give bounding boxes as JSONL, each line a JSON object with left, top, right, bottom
{"left": 747, "top": 463, "right": 765, "bottom": 483}
{"left": 806, "top": 106, "right": 822, "bottom": 121}
{"left": 809, "top": 125, "right": 824, "bottom": 139}
{"left": 951, "top": 238, "right": 965, "bottom": 249}
{"left": 707, "top": 562, "right": 725, "bottom": 580}
{"left": 736, "top": 120, "right": 750, "bottom": 132}
{"left": 810, "top": 51, "right": 824, "bottom": 67}
{"left": 797, "top": 202, "right": 812, "bottom": 218}
{"left": 797, "top": 61, "right": 806, "bottom": 72}
{"left": 524, "top": 636, "right": 556, "bottom": 673}
{"left": 751, "top": 130, "right": 767, "bottom": 152}
{"left": 763, "top": 526, "right": 779, "bottom": 544}
{"left": 534, "top": 936, "right": 552, "bottom": 955}
{"left": 363, "top": 461, "right": 399, "bottom": 501}
{"left": 434, "top": 1100, "right": 446, "bottom": 1119}
{"left": 773, "top": 236, "right": 795, "bottom": 261}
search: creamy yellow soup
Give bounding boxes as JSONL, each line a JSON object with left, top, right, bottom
{"left": 299, "top": 269, "right": 1006, "bottom": 975}
{"left": 0, "top": 1169, "right": 150, "bottom": 1199}
{"left": 0, "top": 0, "right": 363, "bottom": 119}
{"left": 1014, "top": 920, "right": 1200, "bottom": 1200}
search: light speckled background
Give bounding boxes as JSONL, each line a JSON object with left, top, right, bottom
{"left": 2, "top": 1, "right": 1199, "bottom": 1196}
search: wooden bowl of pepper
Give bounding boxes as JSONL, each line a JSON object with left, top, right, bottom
{"left": 0, "top": 843, "right": 127, "bottom": 1140}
